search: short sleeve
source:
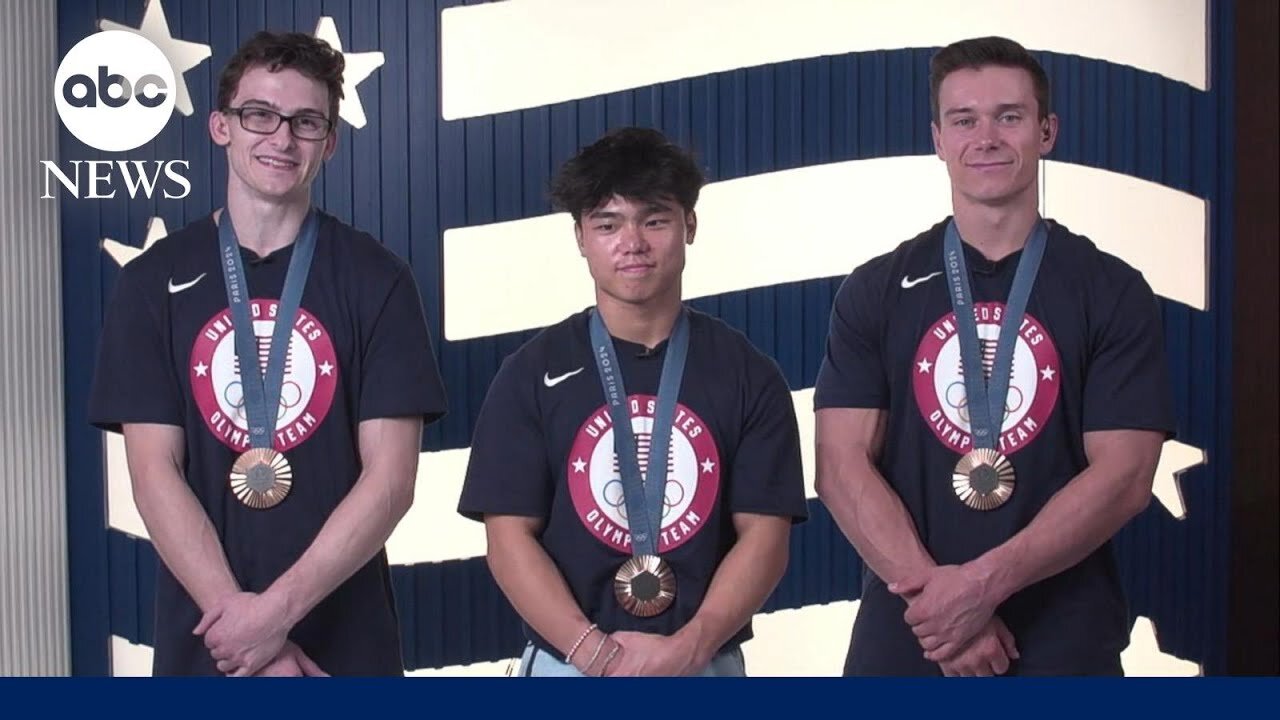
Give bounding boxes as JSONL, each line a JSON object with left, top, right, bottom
{"left": 728, "top": 357, "right": 809, "bottom": 521}
{"left": 457, "top": 354, "right": 554, "bottom": 521}
{"left": 358, "top": 265, "right": 448, "bottom": 424}
{"left": 88, "top": 265, "right": 184, "bottom": 432}
{"left": 1082, "top": 272, "right": 1176, "bottom": 436}
{"left": 813, "top": 265, "right": 889, "bottom": 410}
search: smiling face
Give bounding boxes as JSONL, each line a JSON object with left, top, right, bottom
{"left": 931, "top": 65, "right": 1057, "bottom": 212}
{"left": 576, "top": 194, "right": 696, "bottom": 311}
{"left": 208, "top": 65, "right": 337, "bottom": 205}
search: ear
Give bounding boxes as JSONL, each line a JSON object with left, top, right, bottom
{"left": 574, "top": 222, "right": 586, "bottom": 257}
{"left": 1038, "top": 113, "right": 1059, "bottom": 156}
{"left": 685, "top": 210, "right": 697, "bottom": 245}
{"left": 322, "top": 128, "right": 339, "bottom": 162}
{"left": 209, "top": 110, "right": 231, "bottom": 147}
{"left": 931, "top": 121, "right": 945, "bottom": 162}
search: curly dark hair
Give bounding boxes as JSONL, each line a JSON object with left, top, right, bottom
{"left": 217, "top": 31, "right": 345, "bottom": 123}
{"left": 549, "top": 127, "right": 705, "bottom": 222}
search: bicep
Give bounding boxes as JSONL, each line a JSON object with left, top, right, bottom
{"left": 730, "top": 512, "right": 792, "bottom": 543}
{"left": 121, "top": 423, "right": 185, "bottom": 480}
{"left": 356, "top": 416, "right": 423, "bottom": 480}
{"left": 484, "top": 514, "right": 546, "bottom": 548}
{"left": 816, "top": 407, "right": 887, "bottom": 462}
{"left": 1082, "top": 429, "right": 1164, "bottom": 485}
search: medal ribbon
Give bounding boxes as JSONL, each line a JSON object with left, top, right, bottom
{"left": 943, "top": 219, "right": 1047, "bottom": 451}
{"left": 217, "top": 209, "right": 319, "bottom": 450}
{"left": 589, "top": 308, "right": 689, "bottom": 557}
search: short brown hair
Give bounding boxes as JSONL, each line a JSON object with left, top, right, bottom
{"left": 929, "top": 36, "right": 1050, "bottom": 123}
{"left": 217, "top": 31, "right": 344, "bottom": 123}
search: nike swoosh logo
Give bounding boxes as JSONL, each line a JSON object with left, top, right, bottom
{"left": 900, "top": 271, "right": 942, "bottom": 289}
{"left": 544, "top": 367, "right": 584, "bottom": 387}
{"left": 167, "top": 273, "right": 207, "bottom": 294}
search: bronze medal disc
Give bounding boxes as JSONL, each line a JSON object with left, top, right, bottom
{"left": 229, "top": 448, "right": 293, "bottom": 509}
{"left": 613, "top": 554, "right": 676, "bottom": 617}
{"left": 952, "top": 449, "right": 1015, "bottom": 511}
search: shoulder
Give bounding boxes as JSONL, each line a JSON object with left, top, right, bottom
{"left": 687, "top": 309, "right": 787, "bottom": 383}
{"left": 112, "top": 215, "right": 217, "bottom": 295}
{"left": 496, "top": 310, "right": 590, "bottom": 380}
{"left": 1044, "top": 219, "right": 1151, "bottom": 294}
{"left": 316, "top": 211, "right": 414, "bottom": 283}
{"left": 836, "top": 218, "right": 949, "bottom": 304}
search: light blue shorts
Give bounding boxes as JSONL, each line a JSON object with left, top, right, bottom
{"left": 517, "top": 642, "right": 746, "bottom": 677}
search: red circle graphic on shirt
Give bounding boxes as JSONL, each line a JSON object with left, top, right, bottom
{"left": 189, "top": 299, "right": 337, "bottom": 452}
{"left": 567, "top": 395, "right": 721, "bottom": 554}
{"left": 912, "top": 302, "right": 1060, "bottom": 456}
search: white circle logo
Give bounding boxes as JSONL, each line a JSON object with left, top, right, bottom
{"left": 54, "top": 31, "right": 176, "bottom": 152}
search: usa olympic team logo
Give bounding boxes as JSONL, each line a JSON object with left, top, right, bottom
{"left": 913, "top": 302, "right": 1060, "bottom": 455}
{"left": 567, "top": 395, "right": 720, "bottom": 553}
{"left": 190, "top": 300, "right": 337, "bottom": 452}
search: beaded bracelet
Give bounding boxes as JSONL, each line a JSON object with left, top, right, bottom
{"left": 564, "top": 623, "right": 598, "bottom": 663}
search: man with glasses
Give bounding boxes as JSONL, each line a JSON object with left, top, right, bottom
{"left": 89, "top": 31, "right": 447, "bottom": 676}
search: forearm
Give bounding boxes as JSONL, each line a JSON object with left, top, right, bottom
{"left": 679, "top": 517, "right": 790, "bottom": 666}
{"left": 970, "top": 462, "right": 1151, "bottom": 604}
{"left": 132, "top": 466, "right": 240, "bottom": 612}
{"left": 267, "top": 467, "right": 412, "bottom": 628}
{"left": 487, "top": 526, "right": 593, "bottom": 658}
{"left": 817, "top": 451, "right": 935, "bottom": 585}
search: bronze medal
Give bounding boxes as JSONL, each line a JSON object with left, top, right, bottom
{"left": 613, "top": 554, "right": 676, "bottom": 617}
{"left": 229, "top": 448, "right": 293, "bottom": 509}
{"left": 952, "top": 448, "right": 1015, "bottom": 511}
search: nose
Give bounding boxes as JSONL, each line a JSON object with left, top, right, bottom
{"left": 619, "top": 223, "right": 648, "bottom": 254}
{"left": 266, "top": 120, "right": 296, "bottom": 149}
{"left": 976, "top": 118, "right": 1000, "bottom": 147}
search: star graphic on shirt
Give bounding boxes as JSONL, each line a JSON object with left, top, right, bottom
{"left": 701, "top": 458, "right": 715, "bottom": 474}
{"left": 319, "top": 361, "right": 334, "bottom": 376}
{"left": 917, "top": 358, "right": 933, "bottom": 374}
{"left": 1040, "top": 365, "right": 1057, "bottom": 381}
{"left": 313, "top": 17, "right": 384, "bottom": 128}
{"left": 193, "top": 361, "right": 208, "bottom": 377}
{"left": 572, "top": 457, "right": 587, "bottom": 473}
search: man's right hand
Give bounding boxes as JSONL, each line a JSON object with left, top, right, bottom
{"left": 936, "top": 616, "right": 1019, "bottom": 677}
{"left": 250, "top": 641, "right": 329, "bottom": 677}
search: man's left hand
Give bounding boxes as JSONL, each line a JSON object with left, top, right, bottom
{"left": 194, "top": 591, "right": 292, "bottom": 676}
{"left": 890, "top": 564, "right": 997, "bottom": 662}
{"left": 604, "top": 631, "right": 701, "bottom": 677}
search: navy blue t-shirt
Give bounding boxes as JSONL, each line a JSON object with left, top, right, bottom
{"left": 88, "top": 211, "right": 448, "bottom": 676}
{"left": 814, "top": 217, "right": 1175, "bottom": 676}
{"left": 458, "top": 308, "right": 808, "bottom": 657}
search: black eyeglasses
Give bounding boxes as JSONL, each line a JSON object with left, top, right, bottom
{"left": 224, "top": 106, "right": 334, "bottom": 141}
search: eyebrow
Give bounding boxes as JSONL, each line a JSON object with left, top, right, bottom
{"left": 240, "top": 98, "right": 327, "bottom": 116}
{"left": 943, "top": 103, "right": 1028, "bottom": 118}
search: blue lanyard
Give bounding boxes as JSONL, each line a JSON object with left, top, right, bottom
{"left": 216, "top": 209, "right": 319, "bottom": 449}
{"left": 588, "top": 309, "right": 690, "bottom": 556}
{"left": 942, "top": 220, "right": 1047, "bottom": 450}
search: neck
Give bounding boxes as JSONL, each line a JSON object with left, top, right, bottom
{"left": 951, "top": 195, "right": 1041, "bottom": 262}
{"left": 220, "top": 189, "right": 311, "bottom": 257}
{"left": 595, "top": 291, "right": 683, "bottom": 351}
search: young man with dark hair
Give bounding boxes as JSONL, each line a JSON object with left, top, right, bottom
{"left": 814, "top": 36, "right": 1174, "bottom": 676}
{"left": 458, "top": 127, "right": 808, "bottom": 677}
{"left": 89, "top": 31, "right": 447, "bottom": 676}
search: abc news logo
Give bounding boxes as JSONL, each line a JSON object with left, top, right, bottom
{"left": 42, "top": 30, "right": 190, "bottom": 200}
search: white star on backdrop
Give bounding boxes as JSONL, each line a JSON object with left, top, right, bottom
{"left": 318, "top": 361, "right": 334, "bottom": 376}
{"left": 916, "top": 358, "right": 932, "bottom": 374}
{"left": 701, "top": 458, "right": 715, "bottom": 474}
{"left": 103, "top": 216, "right": 168, "bottom": 267}
{"left": 572, "top": 458, "right": 587, "bottom": 473}
{"left": 193, "top": 361, "right": 208, "bottom": 377}
{"left": 99, "top": 0, "right": 211, "bottom": 117}
{"left": 1040, "top": 365, "right": 1057, "bottom": 381}
{"left": 313, "top": 17, "right": 384, "bottom": 129}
